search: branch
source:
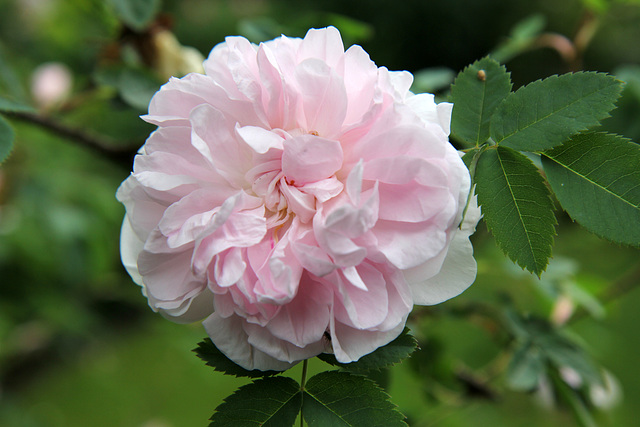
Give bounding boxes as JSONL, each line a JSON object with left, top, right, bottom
{"left": 571, "top": 261, "right": 640, "bottom": 323}
{"left": 7, "top": 111, "right": 141, "bottom": 165}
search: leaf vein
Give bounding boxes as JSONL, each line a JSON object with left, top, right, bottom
{"left": 546, "top": 156, "right": 640, "bottom": 209}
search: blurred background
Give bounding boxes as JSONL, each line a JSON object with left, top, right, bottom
{"left": 0, "top": 0, "right": 639, "bottom": 426}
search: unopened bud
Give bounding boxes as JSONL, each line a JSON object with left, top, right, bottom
{"left": 31, "top": 62, "right": 72, "bottom": 110}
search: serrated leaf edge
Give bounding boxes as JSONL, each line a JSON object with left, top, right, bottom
{"left": 303, "top": 371, "right": 408, "bottom": 427}
{"left": 0, "top": 114, "right": 16, "bottom": 164}
{"left": 542, "top": 132, "right": 640, "bottom": 247}
{"left": 478, "top": 147, "right": 557, "bottom": 276}
{"left": 451, "top": 57, "right": 512, "bottom": 146}
{"left": 209, "top": 376, "right": 301, "bottom": 426}
{"left": 493, "top": 72, "right": 624, "bottom": 150}
{"left": 543, "top": 132, "right": 639, "bottom": 212}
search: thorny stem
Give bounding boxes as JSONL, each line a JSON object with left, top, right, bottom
{"left": 7, "top": 110, "right": 140, "bottom": 165}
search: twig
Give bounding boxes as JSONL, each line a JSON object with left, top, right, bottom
{"left": 7, "top": 110, "right": 141, "bottom": 165}
{"left": 535, "top": 33, "right": 578, "bottom": 71}
{"left": 571, "top": 261, "right": 640, "bottom": 323}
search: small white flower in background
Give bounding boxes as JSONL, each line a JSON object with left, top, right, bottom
{"left": 558, "top": 366, "right": 622, "bottom": 410}
{"left": 559, "top": 365, "right": 583, "bottom": 388}
{"left": 117, "top": 26, "right": 480, "bottom": 371}
{"left": 31, "top": 62, "right": 73, "bottom": 110}
{"left": 31, "top": 62, "right": 72, "bottom": 110}
{"left": 590, "top": 370, "right": 622, "bottom": 409}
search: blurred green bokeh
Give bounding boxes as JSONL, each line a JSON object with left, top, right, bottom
{"left": 1, "top": 0, "right": 639, "bottom": 426}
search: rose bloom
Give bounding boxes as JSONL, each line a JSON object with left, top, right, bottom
{"left": 117, "top": 27, "right": 480, "bottom": 371}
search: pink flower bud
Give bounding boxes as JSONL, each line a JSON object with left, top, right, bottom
{"left": 31, "top": 62, "right": 72, "bottom": 110}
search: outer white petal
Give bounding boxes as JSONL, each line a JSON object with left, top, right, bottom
{"left": 159, "top": 287, "right": 215, "bottom": 323}
{"left": 387, "top": 70, "right": 413, "bottom": 98}
{"left": 298, "top": 26, "right": 345, "bottom": 68}
{"left": 120, "top": 216, "right": 144, "bottom": 287}
{"left": 203, "top": 313, "right": 295, "bottom": 371}
{"left": 404, "top": 195, "right": 481, "bottom": 305}
{"left": 244, "top": 321, "right": 326, "bottom": 363}
{"left": 330, "top": 318, "right": 406, "bottom": 363}
{"left": 121, "top": 214, "right": 215, "bottom": 323}
{"left": 406, "top": 93, "right": 453, "bottom": 136}
{"left": 436, "top": 102, "right": 453, "bottom": 136}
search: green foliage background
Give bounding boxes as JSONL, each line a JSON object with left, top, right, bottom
{"left": 0, "top": 0, "right": 639, "bottom": 426}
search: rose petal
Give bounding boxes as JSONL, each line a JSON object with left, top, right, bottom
{"left": 282, "top": 134, "right": 343, "bottom": 184}
{"left": 203, "top": 313, "right": 295, "bottom": 371}
{"left": 265, "top": 273, "right": 332, "bottom": 347}
{"left": 404, "top": 195, "right": 481, "bottom": 305}
{"left": 236, "top": 124, "right": 284, "bottom": 154}
{"left": 190, "top": 104, "right": 252, "bottom": 187}
{"left": 295, "top": 58, "right": 347, "bottom": 137}
{"left": 330, "top": 317, "right": 406, "bottom": 363}
{"left": 374, "top": 219, "right": 447, "bottom": 270}
{"left": 119, "top": 216, "right": 145, "bottom": 286}
{"left": 333, "top": 262, "right": 388, "bottom": 329}
{"left": 298, "top": 26, "right": 344, "bottom": 68}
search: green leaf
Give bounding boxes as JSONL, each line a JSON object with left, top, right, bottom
{"left": 475, "top": 146, "right": 556, "bottom": 275}
{"left": 118, "top": 68, "right": 161, "bottom": 111}
{"left": 542, "top": 132, "right": 640, "bottom": 247}
{"left": 504, "top": 310, "right": 604, "bottom": 388}
{"left": 411, "top": 67, "right": 456, "bottom": 94}
{"left": 0, "top": 44, "right": 28, "bottom": 101}
{"left": 302, "top": 371, "right": 407, "bottom": 427}
{"left": 238, "top": 17, "right": 285, "bottom": 44}
{"left": 491, "top": 72, "right": 623, "bottom": 151}
{"left": 551, "top": 371, "right": 598, "bottom": 427}
{"left": 506, "top": 342, "right": 545, "bottom": 391}
{"left": 450, "top": 57, "right": 512, "bottom": 146}
{"left": 317, "top": 328, "right": 418, "bottom": 374}
{"left": 325, "top": 14, "right": 374, "bottom": 44}
{"left": 108, "top": 0, "right": 160, "bottom": 31}
{"left": 193, "top": 338, "right": 281, "bottom": 378}
{"left": 490, "top": 14, "right": 546, "bottom": 63}
{"left": 210, "top": 376, "right": 301, "bottom": 427}
{"left": 0, "top": 96, "right": 36, "bottom": 113}
{"left": 461, "top": 148, "right": 480, "bottom": 168}
{"left": 580, "top": 0, "right": 610, "bottom": 14}
{"left": 0, "top": 115, "right": 15, "bottom": 163}
{"left": 615, "top": 65, "right": 640, "bottom": 101}
{"left": 541, "top": 334, "right": 603, "bottom": 387}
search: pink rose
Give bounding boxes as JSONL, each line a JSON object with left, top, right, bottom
{"left": 117, "top": 27, "right": 480, "bottom": 370}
